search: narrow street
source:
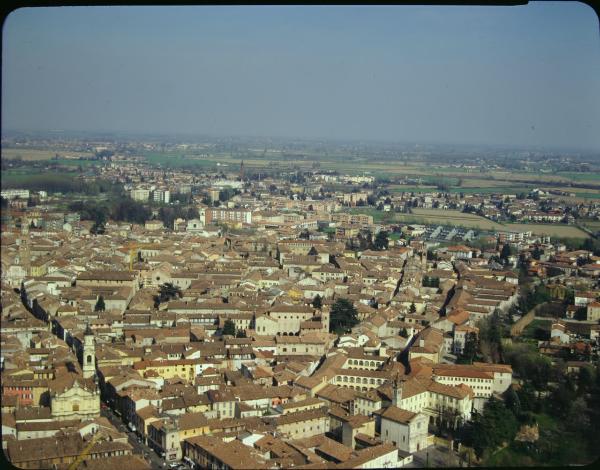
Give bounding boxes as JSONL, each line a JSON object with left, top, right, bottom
{"left": 100, "top": 407, "right": 166, "bottom": 470}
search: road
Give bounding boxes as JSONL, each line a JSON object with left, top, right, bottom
{"left": 100, "top": 407, "right": 165, "bottom": 470}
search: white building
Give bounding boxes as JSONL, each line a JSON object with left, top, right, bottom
{"left": 1, "top": 189, "right": 30, "bottom": 200}
{"left": 379, "top": 406, "right": 429, "bottom": 453}
{"left": 152, "top": 189, "right": 170, "bottom": 204}
{"left": 130, "top": 188, "right": 151, "bottom": 201}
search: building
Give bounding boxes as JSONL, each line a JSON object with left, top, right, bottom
{"left": 204, "top": 208, "right": 252, "bottom": 225}
{"left": 587, "top": 302, "right": 600, "bottom": 322}
{"left": 50, "top": 378, "right": 101, "bottom": 421}
{"left": 130, "top": 188, "right": 151, "bottom": 201}
{"left": 379, "top": 406, "right": 429, "bottom": 453}
{"left": 152, "top": 189, "right": 170, "bottom": 204}
{"left": 1, "top": 189, "right": 30, "bottom": 200}
{"left": 82, "top": 324, "right": 96, "bottom": 379}
{"left": 184, "top": 435, "right": 269, "bottom": 469}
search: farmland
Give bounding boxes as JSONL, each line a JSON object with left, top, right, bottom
{"left": 1, "top": 148, "right": 95, "bottom": 160}
{"left": 505, "top": 223, "right": 589, "bottom": 239}
{"left": 392, "top": 209, "right": 505, "bottom": 230}
{"left": 344, "top": 207, "right": 592, "bottom": 239}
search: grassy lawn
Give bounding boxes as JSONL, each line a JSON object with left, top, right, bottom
{"left": 485, "top": 445, "right": 537, "bottom": 467}
{"left": 520, "top": 320, "right": 552, "bottom": 341}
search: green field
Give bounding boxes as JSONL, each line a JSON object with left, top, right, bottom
{"left": 580, "top": 219, "right": 600, "bottom": 232}
{"left": 555, "top": 171, "right": 600, "bottom": 183}
{"left": 1, "top": 148, "right": 95, "bottom": 160}
{"left": 505, "top": 223, "right": 588, "bottom": 239}
{"left": 341, "top": 207, "right": 591, "bottom": 238}
{"left": 397, "top": 208, "right": 505, "bottom": 230}
{"left": 142, "top": 152, "right": 224, "bottom": 169}
{"left": 2, "top": 169, "right": 52, "bottom": 186}
{"left": 390, "top": 185, "right": 534, "bottom": 195}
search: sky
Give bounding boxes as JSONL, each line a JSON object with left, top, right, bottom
{"left": 2, "top": 3, "right": 600, "bottom": 151}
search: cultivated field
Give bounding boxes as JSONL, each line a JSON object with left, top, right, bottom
{"left": 1, "top": 148, "right": 94, "bottom": 160}
{"left": 393, "top": 209, "right": 505, "bottom": 230}
{"left": 505, "top": 223, "right": 589, "bottom": 239}
{"left": 580, "top": 219, "right": 600, "bottom": 232}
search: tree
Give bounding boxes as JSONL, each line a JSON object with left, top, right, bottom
{"left": 329, "top": 298, "right": 359, "bottom": 334}
{"left": 235, "top": 329, "right": 247, "bottom": 338}
{"left": 299, "top": 229, "right": 310, "bottom": 240}
{"left": 409, "top": 302, "right": 416, "bottom": 314}
{"left": 577, "top": 366, "right": 594, "bottom": 393}
{"left": 503, "top": 386, "right": 521, "bottom": 417}
{"left": 155, "top": 283, "right": 181, "bottom": 307}
{"left": 90, "top": 221, "right": 105, "bottom": 235}
{"left": 574, "top": 307, "right": 587, "bottom": 321}
{"left": 460, "top": 332, "right": 478, "bottom": 364}
{"left": 222, "top": 319, "right": 236, "bottom": 336}
{"left": 94, "top": 295, "right": 105, "bottom": 312}
{"left": 373, "top": 230, "right": 389, "bottom": 250}
{"left": 399, "top": 327, "right": 408, "bottom": 338}
{"left": 500, "top": 244, "right": 512, "bottom": 264}
{"left": 312, "top": 294, "right": 322, "bottom": 309}
{"left": 469, "top": 397, "right": 519, "bottom": 458}
{"left": 186, "top": 207, "right": 199, "bottom": 220}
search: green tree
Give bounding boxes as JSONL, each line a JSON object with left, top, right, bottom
{"left": 222, "top": 319, "right": 236, "bottom": 336}
{"left": 329, "top": 298, "right": 359, "bottom": 334}
{"left": 94, "top": 295, "right": 105, "bottom": 312}
{"left": 460, "top": 332, "right": 478, "bottom": 364}
{"left": 469, "top": 397, "right": 519, "bottom": 458}
{"left": 312, "top": 294, "right": 322, "bottom": 309}
{"left": 409, "top": 302, "right": 416, "bottom": 314}
{"left": 235, "top": 329, "right": 247, "bottom": 338}
{"left": 373, "top": 230, "right": 389, "bottom": 250}
{"left": 500, "top": 243, "right": 512, "bottom": 264}
{"left": 154, "top": 283, "right": 181, "bottom": 307}
{"left": 574, "top": 307, "right": 587, "bottom": 321}
{"left": 503, "top": 386, "right": 521, "bottom": 417}
{"left": 577, "top": 366, "right": 594, "bottom": 393}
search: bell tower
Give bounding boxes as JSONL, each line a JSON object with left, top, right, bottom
{"left": 392, "top": 378, "right": 403, "bottom": 406}
{"left": 82, "top": 324, "right": 96, "bottom": 379}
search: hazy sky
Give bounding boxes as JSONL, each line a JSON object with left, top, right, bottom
{"left": 2, "top": 3, "right": 600, "bottom": 151}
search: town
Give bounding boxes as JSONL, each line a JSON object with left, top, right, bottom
{"left": 1, "top": 135, "right": 599, "bottom": 469}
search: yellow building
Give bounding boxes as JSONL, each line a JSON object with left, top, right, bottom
{"left": 133, "top": 359, "right": 198, "bottom": 382}
{"left": 273, "top": 409, "right": 330, "bottom": 439}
